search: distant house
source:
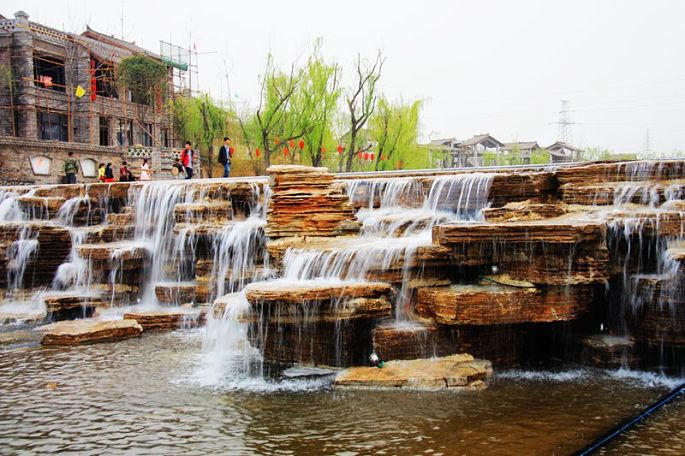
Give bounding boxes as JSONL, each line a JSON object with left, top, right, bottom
{"left": 546, "top": 141, "right": 577, "bottom": 163}
{"left": 430, "top": 134, "right": 504, "bottom": 167}
{"left": 502, "top": 141, "right": 541, "bottom": 165}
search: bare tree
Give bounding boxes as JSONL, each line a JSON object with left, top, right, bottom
{"left": 341, "top": 52, "right": 384, "bottom": 172}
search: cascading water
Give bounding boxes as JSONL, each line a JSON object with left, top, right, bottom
{"left": 5, "top": 226, "right": 39, "bottom": 297}
{"left": 282, "top": 173, "right": 494, "bottom": 319}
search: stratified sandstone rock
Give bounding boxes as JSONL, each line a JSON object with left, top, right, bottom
{"left": 581, "top": 335, "right": 639, "bottom": 369}
{"left": 243, "top": 280, "right": 393, "bottom": 322}
{"left": 415, "top": 284, "right": 593, "bottom": 325}
{"left": 40, "top": 292, "right": 105, "bottom": 313}
{"left": 155, "top": 282, "right": 208, "bottom": 305}
{"left": 266, "top": 166, "right": 360, "bottom": 238}
{"left": 0, "top": 222, "right": 72, "bottom": 288}
{"left": 38, "top": 319, "right": 143, "bottom": 345}
{"left": 606, "top": 210, "right": 684, "bottom": 238}
{"left": 334, "top": 354, "right": 492, "bottom": 390}
{"left": 433, "top": 219, "right": 605, "bottom": 245}
{"left": 631, "top": 274, "right": 685, "bottom": 347}
{"left": 554, "top": 160, "right": 685, "bottom": 186}
{"left": 560, "top": 181, "right": 685, "bottom": 206}
{"left": 482, "top": 200, "right": 568, "bottom": 222}
{"left": 17, "top": 196, "right": 66, "bottom": 218}
{"left": 372, "top": 322, "right": 456, "bottom": 361}
{"left": 174, "top": 201, "right": 232, "bottom": 223}
{"left": 123, "top": 309, "right": 204, "bottom": 331}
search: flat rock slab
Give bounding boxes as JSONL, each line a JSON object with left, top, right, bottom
{"left": 334, "top": 354, "right": 492, "bottom": 390}
{"left": 41, "top": 293, "right": 104, "bottom": 312}
{"left": 282, "top": 366, "right": 337, "bottom": 379}
{"left": 242, "top": 280, "right": 393, "bottom": 322}
{"left": 123, "top": 309, "right": 204, "bottom": 331}
{"left": 37, "top": 319, "right": 142, "bottom": 345}
{"left": 416, "top": 284, "right": 592, "bottom": 325}
{"left": 77, "top": 242, "right": 148, "bottom": 261}
{"left": 433, "top": 219, "right": 605, "bottom": 245}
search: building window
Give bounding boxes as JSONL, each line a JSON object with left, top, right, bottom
{"left": 80, "top": 159, "right": 98, "bottom": 177}
{"left": 92, "top": 57, "right": 118, "bottom": 98}
{"left": 99, "top": 117, "right": 110, "bottom": 146}
{"left": 142, "top": 123, "right": 153, "bottom": 147}
{"left": 29, "top": 156, "right": 52, "bottom": 175}
{"left": 33, "top": 53, "right": 65, "bottom": 92}
{"left": 116, "top": 119, "right": 133, "bottom": 146}
{"left": 37, "top": 111, "right": 68, "bottom": 141}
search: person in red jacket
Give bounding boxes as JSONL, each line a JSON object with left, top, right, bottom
{"left": 180, "top": 141, "right": 195, "bottom": 179}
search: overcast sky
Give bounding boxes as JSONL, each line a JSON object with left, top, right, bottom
{"left": 4, "top": 0, "right": 685, "bottom": 154}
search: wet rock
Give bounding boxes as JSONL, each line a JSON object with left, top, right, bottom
{"left": 282, "top": 366, "right": 336, "bottom": 379}
{"left": 482, "top": 200, "right": 568, "bottom": 222}
{"left": 581, "top": 335, "right": 639, "bottom": 368}
{"left": 0, "top": 309, "right": 46, "bottom": 325}
{"left": 372, "top": 322, "right": 456, "bottom": 361}
{"left": 433, "top": 219, "right": 605, "bottom": 245}
{"left": 174, "top": 201, "right": 232, "bottom": 223}
{"left": 123, "top": 309, "right": 204, "bottom": 331}
{"left": 40, "top": 292, "right": 105, "bottom": 313}
{"left": 415, "top": 284, "right": 593, "bottom": 325}
{"left": 243, "top": 280, "right": 393, "bottom": 322}
{"left": 17, "top": 196, "right": 66, "bottom": 218}
{"left": 560, "top": 180, "right": 685, "bottom": 206}
{"left": 334, "top": 354, "right": 492, "bottom": 390}
{"left": 266, "top": 165, "right": 361, "bottom": 238}
{"left": 155, "top": 282, "right": 209, "bottom": 306}
{"left": 38, "top": 319, "right": 143, "bottom": 345}
{"left": 554, "top": 159, "right": 685, "bottom": 186}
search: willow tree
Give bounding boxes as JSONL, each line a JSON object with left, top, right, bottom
{"left": 118, "top": 55, "right": 168, "bottom": 144}
{"left": 172, "top": 94, "right": 228, "bottom": 177}
{"left": 341, "top": 52, "right": 384, "bottom": 172}
{"left": 295, "top": 45, "right": 340, "bottom": 167}
{"left": 369, "top": 97, "right": 422, "bottom": 171}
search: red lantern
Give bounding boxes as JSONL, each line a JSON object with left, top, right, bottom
{"left": 255, "top": 147, "right": 261, "bottom": 158}
{"left": 357, "top": 152, "right": 362, "bottom": 159}
{"left": 289, "top": 139, "right": 295, "bottom": 149}
{"left": 364, "top": 152, "right": 369, "bottom": 161}
{"left": 298, "top": 139, "right": 305, "bottom": 150}
{"left": 370, "top": 153, "right": 375, "bottom": 161}
{"left": 337, "top": 144, "right": 343, "bottom": 154}
{"left": 283, "top": 146, "right": 289, "bottom": 157}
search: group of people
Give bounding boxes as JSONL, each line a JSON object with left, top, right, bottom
{"left": 96, "top": 159, "right": 153, "bottom": 183}
{"left": 62, "top": 137, "right": 234, "bottom": 184}
{"left": 172, "top": 138, "right": 233, "bottom": 179}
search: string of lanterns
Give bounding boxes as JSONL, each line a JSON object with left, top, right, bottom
{"left": 250, "top": 139, "right": 388, "bottom": 162}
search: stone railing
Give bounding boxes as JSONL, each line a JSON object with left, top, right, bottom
{"left": 126, "top": 146, "right": 153, "bottom": 158}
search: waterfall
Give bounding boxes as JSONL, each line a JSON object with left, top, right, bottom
{"left": 129, "top": 182, "right": 187, "bottom": 306}
{"left": 0, "top": 189, "right": 30, "bottom": 223}
{"left": 282, "top": 173, "right": 494, "bottom": 319}
{"left": 5, "top": 226, "right": 39, "bottom": 297}
{"left": 208, "top": 216, "right": 269, "bottom": 300}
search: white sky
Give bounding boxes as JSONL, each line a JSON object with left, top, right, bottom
{"left": 4, "top": 0, "right": 685, "bottom": 154}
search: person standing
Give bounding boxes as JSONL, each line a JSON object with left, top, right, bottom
{"left": 104, "top": 163, "right": 114, "bottom": 182}
{"left": 140, "top": 158, "right": 152, "bottom": 181}
{"left": 64, "top": 152, "right": 79, "bottom": 184}
{"left": 180, "top": 141, "right": 195, "bottom": 179}
{"left": 98, "top": 163, "right": 106, "bottom": 182}
{"left": 218, "top": 137, "right": 232, "bottom": 178}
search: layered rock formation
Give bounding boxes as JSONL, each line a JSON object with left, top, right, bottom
{"left": 266, "top": 166, "right": 360, "bottom": 238}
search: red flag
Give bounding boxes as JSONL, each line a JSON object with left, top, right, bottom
{"left": 337, "top": 144, "right": 343, "bottom": 154}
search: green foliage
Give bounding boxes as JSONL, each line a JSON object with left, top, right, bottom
{"left": 369, "top": 97, "right": 422, "bottom": 171}
{"left": 531, "top": 148, "right": 551, "bottom": 164}
{"left": 118, "top": 55, "right": 167, "bottom": 105}
{"left": 172, "top": 94, "right": 230, "bottom": 175}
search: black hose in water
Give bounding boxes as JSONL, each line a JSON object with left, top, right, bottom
{"left": 574, "top": 381, "right": 685, "bottom": 455}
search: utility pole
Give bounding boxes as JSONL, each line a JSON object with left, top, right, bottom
{"left": 555, "top": 100, "right": 579, "bottom": 145}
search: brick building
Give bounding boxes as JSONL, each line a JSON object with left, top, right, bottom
{"left": 0, "top": 11, "right": 183, "bottom": 184}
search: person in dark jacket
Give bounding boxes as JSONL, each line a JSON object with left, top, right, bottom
{"left": 218, "top": 137, "right": 232, "bottom": 178}
{"left": 104, "top": 163, "right": 114, "bottom": 182}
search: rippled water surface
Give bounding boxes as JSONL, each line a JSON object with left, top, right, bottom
{"left": 0, "top": 330, "right": 683, "bottom": 455}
